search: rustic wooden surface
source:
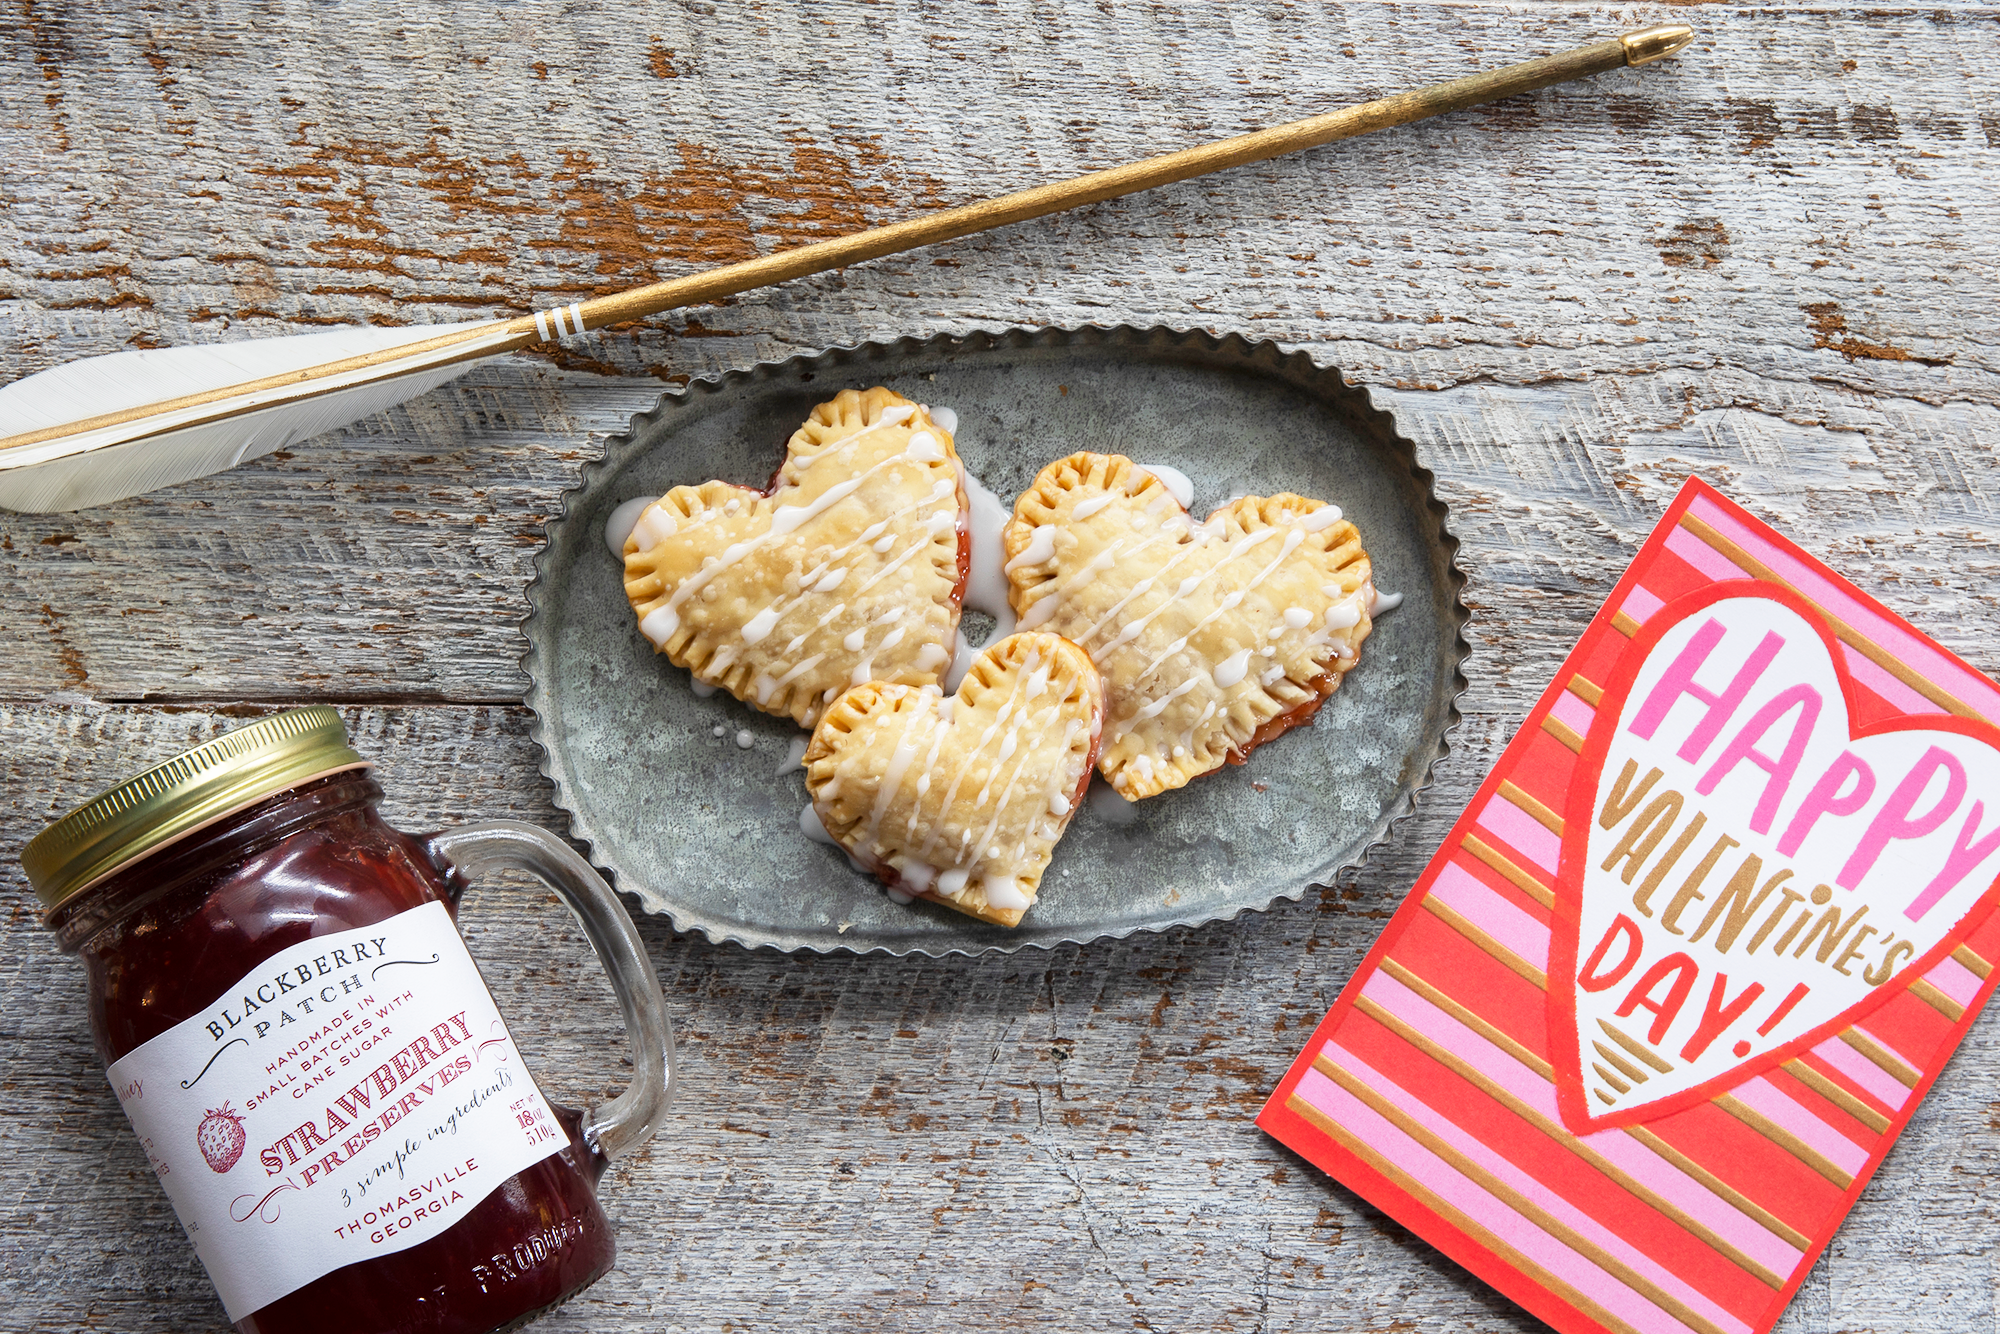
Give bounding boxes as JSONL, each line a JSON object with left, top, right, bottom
{"left": 3, "top": 2, "right": 1998, "bottom": 1331}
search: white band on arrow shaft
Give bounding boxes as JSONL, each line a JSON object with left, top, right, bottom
{"left": 533, "top": 302, "right": 587, "bottom": 342}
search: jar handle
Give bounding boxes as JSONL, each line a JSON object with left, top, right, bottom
{"left": 425, "top": 821, "right": 673, "bottom": 1165}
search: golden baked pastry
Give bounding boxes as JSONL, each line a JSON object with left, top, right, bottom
{"left": 622, "top": 388, "right": 967, "bottom": 727}
{"left": 1003, "top": 452, "right": 1371, "bottom": 799}
{"left": 804, "top": 632, "right": 1104, "bottom": 927}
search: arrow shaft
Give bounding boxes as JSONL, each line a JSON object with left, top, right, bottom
{"left": 0, "top": 27, "right": 1690, "bottom": 463}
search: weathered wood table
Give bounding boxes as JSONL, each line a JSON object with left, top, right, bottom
{"left": 4, "top": 4, "right": 1996, "bottom": 1330}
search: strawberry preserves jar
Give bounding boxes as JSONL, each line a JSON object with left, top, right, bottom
{"left": 22, "top": 707, "right": 674, "bottom": 1333}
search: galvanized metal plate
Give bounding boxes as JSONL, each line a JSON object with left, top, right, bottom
{"left": 522, "top": 326, "right": 1469, "bottom": 956}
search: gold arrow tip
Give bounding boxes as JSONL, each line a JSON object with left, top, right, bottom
{"left": 1619, "top": 25, "right": 1695, "bottom": 67}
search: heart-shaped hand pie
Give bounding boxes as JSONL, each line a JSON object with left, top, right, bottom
{"left": 623, "top": 388, "right": 968, "bottom": 728}
{"left": 804, "top": 632, "right": 1105, "bottom": 927}
{"left": 1003, "top": 452, "right": 1371, "bottom": 799}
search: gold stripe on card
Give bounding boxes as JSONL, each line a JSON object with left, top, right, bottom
{"left": 1612, "top": 610, "right": 1643, "bottom": 638}
{"left": 1952, "top": 944, "right": 1992, "bottom": 980}
{"left": 1592, "top": 1042, "right": 1651, "bottom": 1086}
{"left": 1352, "top": 996, "right": 1791, "bottom": 1289}
{"left": 1378, "top": 957, "right": 1555, "bottom": 1080}
{"left": 1908, "top": 978, "right": 1966, "bottom": 1024}
{"left": 1598, "top": 1020, "right": 1675, "bottom": 1075}
{"left": 1570, "top": 674, "right": 1605, "bottom": 706}
{"left": 1713, "top": 1095, "right": 1855, "bottom": 1190}
{"left": 1500, "top": 781, "right": 1566, "bottom": 835}
{"left": 1678, "top": 513, "right": 1984, "bottom": 722}
{"left": 1420, "top": 895, "right": 1549, "bottom": 991}
{"left": 1783, "top": 1060, "right": 1892, "bottom": 1134}
{"left": 1460, "top": 834, "right": 1555, "bottom": 909}
{"left": 1592, "top": 1061, "right": 1634, "bottom": 1095}
{"left": 1624, "top": 1125, "right": 1814, "bottom": 1253}
{"left": 1543, "top": 715, "right": 1586, "bottom": 753}
{"left": 1287, "top": 1095, "right": 1649, "bottom": 1334}
{"left": 1312, "top": 1056, "right": 1734, "bottom": 1334}
{"left": 1839, "top": 1029, "right": 1921, "bottom": 1089}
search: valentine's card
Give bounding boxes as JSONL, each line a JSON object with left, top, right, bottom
{"left": 1259, "top": 477, "right": 2000, "bottom": 1334}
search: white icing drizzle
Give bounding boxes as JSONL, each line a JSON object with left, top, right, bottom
{"left": 660, "top": 460, "right": 959, "bottom": 703}
{"left": 691, "top": 678, "right": 719, "bottom": 698}
{"left": 606, "top": 496, "right": 656, "bottom": 555}
{"left": 630, "top": 502, "right": 679, "bottom": 552}
{"left": 943, "top": 632, "right": 977, "bottom": 693}
{"left": 778, "top": 736, "right": 809, "bottom": 774}
{"left": 1133, "top": 673, "right": 1205, "bottom": 720}
{"left": 927, "top": 406, "right": 958, "bottom": 434}
{"left": 983, "top": 876, "right": 1029, "bottom": 911}
{"left": 818, "top": 644, "right": 1092, "bottom": 915}
{"left": 791, "top": 403, "right": 914, "bottom": 474}
{"left": 864, "top": 692, "right": 936, "bottom": 850}
{"left": 734, "top": 729, "right": 754, "bottom": 750}
{"left": 959, "top": 465, "right": 1017, "bottom": 630}
{"left": 637, "top": 436, "right": 941, "bottom": 649}
{"left": 1371, "top": 586, "right": 1404, "bottom": 614}
{"left": 1013, "top": 478, "right": 1376, "bottom": 790}
{"left": 1004, "top": 524, "right": 1057, "bottom": 574}
{"left": 1132, "top": 462, "right": 1194, "bottom": 509}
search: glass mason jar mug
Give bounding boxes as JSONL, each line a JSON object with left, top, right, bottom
{"left": 22, "top": 707, "right": 673, "bottom": 1334}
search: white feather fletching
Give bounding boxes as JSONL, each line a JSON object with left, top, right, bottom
{"left": 0, "top": 320, "right": 516, "bottom": 512}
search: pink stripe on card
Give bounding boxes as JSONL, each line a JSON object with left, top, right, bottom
{"left": 1623, "top": 585, "right": 1666, "bottom": 624}
{"left": 1431, "top": 862, "right": 1551, "bottom": 971}
{"left": 1812, "top": 1037, "right": 1911, "bottom": 1111}
{"left": 1688, "top": 495, "right": 2000, "bottom": 722}
{"left": 1729, "top": 1078, "right": 1870, "bottom": 1178}
{"left": 1551, "top": 689, "right": 1596, "bottom": 737}
{"left": 1924, "top": 956, "right": 1984, "bottom": 1009}
{"left": 1838, "top": 642, "right": 1945, "bottom": 717}
{"left": 1665, "top": 523, "right": 1751, "bottom": 583}
{"left": 1476, "top": 793, "right": 1563, "bottom": 875}
{"left": 1357, "top": 973, "right": 1808, "bottom": 1279}
{"left": 1294, "top": 1065, "right": 1699, "bottom": 1334}
{"left": 1851, "top": 1025, "right": 1922, "bottom": 1079}
{"left": 1328, "top": 1044, "right": 1756, "bottom": 1334}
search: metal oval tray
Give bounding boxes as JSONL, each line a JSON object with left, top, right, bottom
{"left": 522, "top": 326, "right": 1468, "bottom": 956}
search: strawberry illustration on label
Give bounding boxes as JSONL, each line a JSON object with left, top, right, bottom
{"left": 196, "top": 1103, "right": 247, "bottom": 1173}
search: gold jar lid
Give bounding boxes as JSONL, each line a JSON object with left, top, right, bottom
{"left": 22, "top": 706, "right": 371, "bottom": 914}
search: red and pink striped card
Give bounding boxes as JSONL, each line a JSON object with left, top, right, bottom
{"left": 1260, "top": 477, "right": 2000, "bottom": 1334}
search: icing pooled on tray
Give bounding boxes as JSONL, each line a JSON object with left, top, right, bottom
{"left": 943, "top": 461, "right": 1020, "bottom": 693}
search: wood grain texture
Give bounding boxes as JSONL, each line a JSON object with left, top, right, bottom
{"left": 2, "top": 2, "right": 1997, "bottom": 1331}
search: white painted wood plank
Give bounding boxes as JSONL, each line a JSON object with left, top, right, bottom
{"left": 1, "top": 1, "right": 1996, "bottom": 1331}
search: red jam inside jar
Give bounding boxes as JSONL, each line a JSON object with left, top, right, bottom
{"left": 26, "top": 708, "right": 672, "bottom": 1334}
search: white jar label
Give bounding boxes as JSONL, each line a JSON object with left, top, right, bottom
{"left": 105, "top": 900, "right": 567, "bottom": 1321}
